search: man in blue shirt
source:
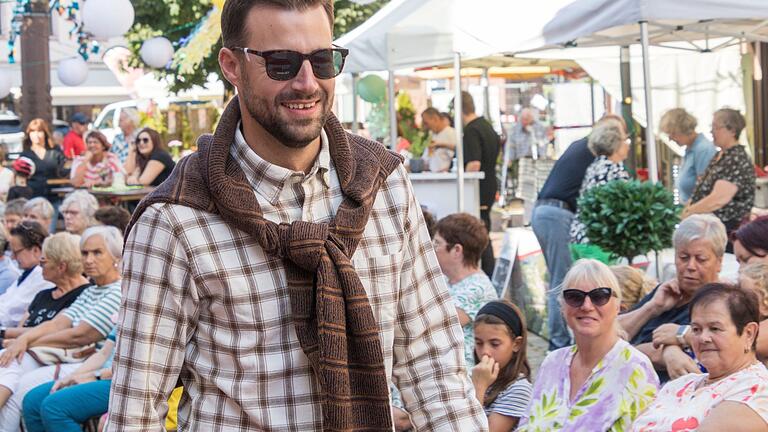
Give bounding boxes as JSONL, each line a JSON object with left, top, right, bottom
{"left": 531, "top": 114, "right": 626, "bottom": 350}
{"left": 659, "top": 108, "right": 716, "bottom": 203}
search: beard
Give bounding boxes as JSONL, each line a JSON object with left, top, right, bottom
{"left": 239, "top": 69, "right": 331, "bottom": 149}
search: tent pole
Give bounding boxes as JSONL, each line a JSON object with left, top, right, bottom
{"left": 351, "top": 73, "right": 359, "bottom": 134}
{"left": 482, "top": 67, "right": 491, "bottom": 120}
{"left": 454, "top": 53, "right": 465, "bottom": 213}
{"left": 388, "top": 70, "right": 397, "bottom": 151}
{"left": 640, "top": 21, "right": 659, "bottom": 183}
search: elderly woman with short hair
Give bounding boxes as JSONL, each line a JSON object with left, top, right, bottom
{"left": 518, "top": 259, "right": 659, "bottom": 431}
{"left": 60, "top": 191, "right": 98, "bottom": 236}
{"left": 23, "top": 198, "right": 55, "bottom": 234}
{"left": 70, "top": 131, "right": 123, "bottom": 188}
{"left": 570, "top": 123, "right": 630, "bottom": 244}
{"left": 659, "top": 108, "right": 716, "bottom": 203}
{"left": 619, "top": 214, "right": 726, "bottom": 382}
{"left": 684, "top": 109, "right": 756, "bottom": 244}
{"left": 0, "top": 226, "right": 122, "bottom": 431}
{"left": 632, "top": 283, "right": 768, "bottom": 431}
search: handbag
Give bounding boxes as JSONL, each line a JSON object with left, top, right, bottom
{"left": 26, "top": 344, "right": 95, "bottom": 366}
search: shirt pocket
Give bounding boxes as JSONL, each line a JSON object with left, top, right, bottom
{"left": 351, "top": 252, "right": 402, "bottom": 375}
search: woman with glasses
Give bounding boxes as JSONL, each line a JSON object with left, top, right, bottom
{"left": 0, "top": 226, "right": 122, "bottom": 431}
{"left": 569, "top": 122, "right": 631, "bottom": 245}
{"left": 124, "top": 127, "right": 175, "bottom": 187}
{"left": 0, "top": 221, "right": 53, "bottom": 328}
{"left": 19, "top": 119, "right": 67, "bottom": 200}
{"left": 70, "top": 130, "right": 124, "bottom": 188}
{"left": 684, "top": 109, "right": 755, "bottom": 249}
{"left": 518, "top": 259, "right": 659, "bottom": 431}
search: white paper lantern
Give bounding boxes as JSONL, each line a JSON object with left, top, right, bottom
{"left": 0, "top": 70, "right": 12, "bottom": 99}
{"left": 57, "top": 57, "right": 89, "bottom": 86}
{"left": 140, "top": 37, "right": 175, "bottom": 69}
{"left": 350, "top": 0, "right": 377, "bottom": 4}
{"left": 82, "top": 0, "right": 135, "bottom": 39}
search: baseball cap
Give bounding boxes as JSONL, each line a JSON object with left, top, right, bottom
{"left": 12, "top": 156, "right": 36, "bottom": 177}
{"left": 69, "top": 112, "right": 89, "bottom": 125}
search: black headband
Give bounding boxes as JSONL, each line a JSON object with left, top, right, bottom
{"left": 477, "top": 301, "right": 524, "bottom": 337}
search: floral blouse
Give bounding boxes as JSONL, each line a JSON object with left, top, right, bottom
{"left": 571, "top": 155, "right": 630, "bottom": 243}
{"left": 518, "top": 339, "right": 659, "bottom": 432}
{"left": 690, "top": 145, "right": 755, "bottom": 229}
{"left": 631, "top": 361, "right": 768, "bottom": 431}
{"left": 447, "top": 272, "right": 498, "bottom": 367}
{"left": 70, "top": 152, "right": 124, "bottom": 187}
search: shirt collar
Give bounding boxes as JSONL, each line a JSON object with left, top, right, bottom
{"left": 232, "top": 123, "right": 332, "bottom": 205}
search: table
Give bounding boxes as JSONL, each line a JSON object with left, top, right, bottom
{"left": 49, "top": 186, "right": 155, "bottom": 207}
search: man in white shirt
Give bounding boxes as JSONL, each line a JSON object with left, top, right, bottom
{"left": 422, "top": 108, "right": 456, "bottom": 172}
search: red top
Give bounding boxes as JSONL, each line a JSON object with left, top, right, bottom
{"left": 61, "top": 130, "right": 85, "bottom": 159}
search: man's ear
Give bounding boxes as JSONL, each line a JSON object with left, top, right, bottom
{"left": 218, "top": 47, "right": 243, "bottom": 89}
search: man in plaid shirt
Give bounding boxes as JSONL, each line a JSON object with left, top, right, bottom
{"left": 106, "top": 1, "right": 487, "bottom": 431}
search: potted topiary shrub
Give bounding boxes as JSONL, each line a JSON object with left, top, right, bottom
{"left": 577, "top": 180, "right": 680, "bottom": 264}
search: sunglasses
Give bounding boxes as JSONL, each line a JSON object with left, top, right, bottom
{"left": 232, "top": 46, "right": 349, "bottom": 81}
{"left": 562, "top": 287, "right": 615, "bottom": 308}
{"left": 136, "top": 137, "right": 151, "bottom": 144}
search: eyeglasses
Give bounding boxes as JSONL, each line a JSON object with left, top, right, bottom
{"left": 231, "top": 46, "right": 349, "bottom": 81}
{"left": 562, "top": 287, "right": 615, "bottom": 308}
{"left": 11, "top": 247, "right": 27, "bottom": 257}
{"left": 136, "top": 137, "right": 151, "bottom": 144}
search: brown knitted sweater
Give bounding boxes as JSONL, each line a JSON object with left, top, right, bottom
{"left": 126, "top": 96, "right": 402, "bottom": 431}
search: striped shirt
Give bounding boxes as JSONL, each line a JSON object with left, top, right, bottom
{"left": 485, "top": 377, "right": 533, "bottom": 418}
{"left": 63, "top": 280, "right": 121, "bottom": 337}
{"left": 70, "top": 152, "right": 124, "bottom": 187}
{"left": 107, "top": 127, "right": 487, "bottom": 431}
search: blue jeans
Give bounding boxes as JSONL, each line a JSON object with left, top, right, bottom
{"left": 531, "top": 204, "right": 573, "bottom": 350}
{"left": 22, "top": 379, "right": 111, "bottom": 432}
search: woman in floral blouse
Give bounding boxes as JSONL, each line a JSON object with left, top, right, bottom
{"left": 570, "top": 123, "right": 630, "bottom": 244}
{"left": 70, "top": 131, "right": 124, "bottom": 188}
{"left": 518, "top": 259, "right": 659, "bottom": 431}
{"left": 685, "top": 109, "right": 755, "bottom": 247}
{"left": 632, "top": 283, "right": 768, "bottom": 431}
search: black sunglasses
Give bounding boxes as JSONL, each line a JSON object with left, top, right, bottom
{"left": 231, "top": 46, "right": 349, "bottom": 81}
{"left": 135, "top": 137, "right": 151, "bottom": 144}
{"left": 562, "top": 287, "right": 615, "bottom": 308}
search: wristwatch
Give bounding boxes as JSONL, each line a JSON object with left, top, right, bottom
{"left": 676, "top": 325, "right": 691, "bottom": 348}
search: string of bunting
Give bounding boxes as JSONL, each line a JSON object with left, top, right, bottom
{"left": 7, "top": 0, "right": 98, "bottom": 63}
{"left": 171, "top": 0, "right": 225, "bottom": 74}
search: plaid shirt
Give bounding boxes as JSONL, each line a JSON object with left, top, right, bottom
{"left": 108, "top": 127, "right": 487, "bottom": 431}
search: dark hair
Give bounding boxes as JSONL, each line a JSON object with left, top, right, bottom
{"left": 690, "top": 283, "right": 760, "bottom": 350}
{"left": 422, "top": 107, "right": 440, "bottom": 118}
{"left": 732, "top": 216, "right": 768, "bottom": 260}
{"left": 10, "top": 220, "right": 48, "bottom": 250}
{"left": 85, "top": 130, "right": 110, "bottom": 152}
{"left": 135, "top": 127, "right": 166, "bottom": 174}
{"left": 23, "top": 118, "right": 55, "bottom": 151}
{"left": 222, "top": 0, "right": 334, "bottom": 49}
{"left": 435, "top": 212, "right": 488, "bottom": 267}
{"left": 421, "top": 208, "right": 436, "bottom": 239}
{"left": 94, "top": 206, "right": 131, "bottom": 234}
{"left": 461, "top": 91, "right": 475, "bottom": 116}
{"left": 474, "top": 301, "right": 530, "bottom": 408}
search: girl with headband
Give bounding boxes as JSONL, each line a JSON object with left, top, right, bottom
{"left": 471, "top": 300, "right": 532, "bottom": 431}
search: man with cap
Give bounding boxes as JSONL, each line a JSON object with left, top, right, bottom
{"left": 62, "top": 113, "right": 88, "bottom": 159}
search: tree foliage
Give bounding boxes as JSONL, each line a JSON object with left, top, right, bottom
{"left": 578, "top": 180, "right": 680, "bottom": 263}
{"left": 127, "top": 0, "right": 389, "bottom": 92}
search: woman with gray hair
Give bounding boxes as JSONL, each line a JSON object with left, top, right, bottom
{"left": 619, "top": 214, "right": 726, "bottom": 382}
{"left": 659, "top": 108, "right": 716, "bottom": 203}
{"left": 570, "top": 123, "right": 630, "bottom": 243}
{"left": 60, "top": 191, "right": 98, "bottom": 236}
{"left": 23, "top": 198, "right": 55, "bottom": 234}
{"left": 685, "top": 109, "right": 755, "bottom": 247}
{"left": 0, "top": 226, "right": 122, "bottom": 431}
{"left": 518, "top": 259, "right": 659, "bottom": 431}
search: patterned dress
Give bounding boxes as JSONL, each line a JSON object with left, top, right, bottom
{"left": 518, "top": 339, "right": 659, "bottom": 432}
{"left": 447, "top": 272, "right": 499, "bottom": 367}
{"left": 570, "top": 155, "right": 630, "bottom": 243}
{"left": 690, "top": 144, "right": 755, "bottom": 231}
{"left": 631, "top": 362, "right": 768, "bottom": 431}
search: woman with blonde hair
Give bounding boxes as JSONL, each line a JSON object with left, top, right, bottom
{"left": 739, "top": 262, "right": 768, "bottom": 362}
{"left": 518, "top": 259, "right": 659, "bottom": 431}
{"left": 611, "top": 265, "right": 655, "bottom": 311}
{"left": 659, "top": 108, "right": 716, "bottom": 203}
